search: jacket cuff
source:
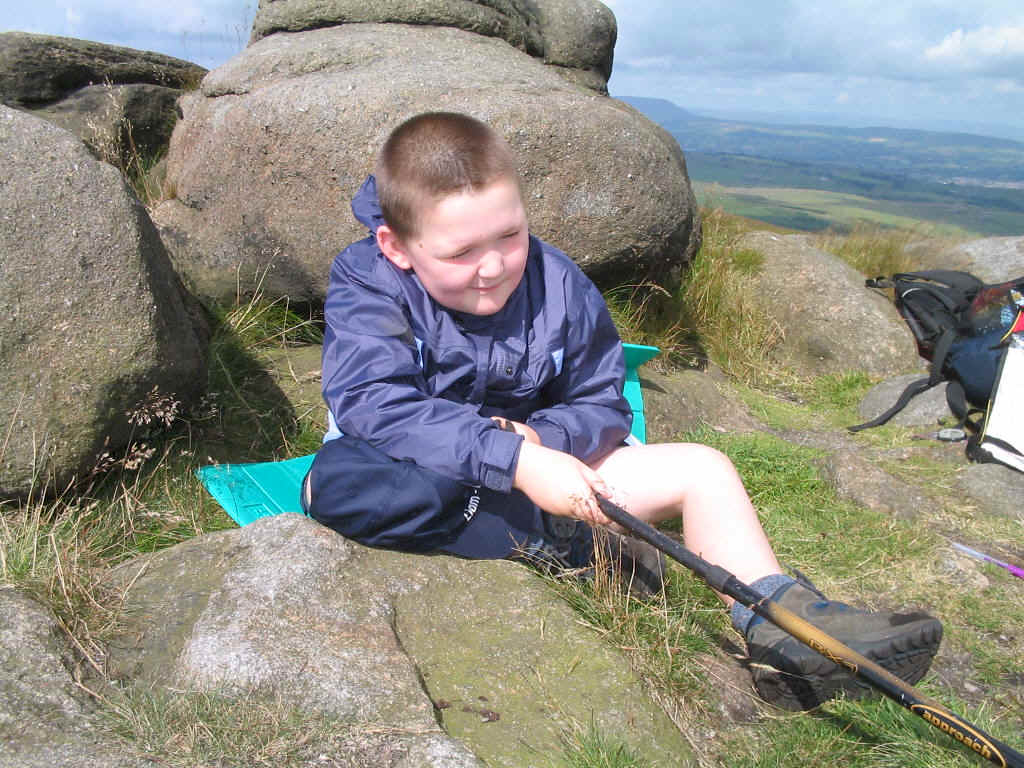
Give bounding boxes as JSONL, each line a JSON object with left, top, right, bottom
{"left": 527, "top": 419, "right": 571, "bottom": 454}
{"left": 479, "top": 429, "right": 523, "bottom": 493}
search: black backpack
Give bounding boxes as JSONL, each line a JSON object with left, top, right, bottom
{"left": 849, "top": 269, "right": 1024, "bottom": 433}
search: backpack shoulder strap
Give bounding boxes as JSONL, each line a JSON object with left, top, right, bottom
{"left": 848, "top": 328, "right": 958, "bottom": 433}
{"left": 848, "top": 376, "right": 936, "bottom": 432}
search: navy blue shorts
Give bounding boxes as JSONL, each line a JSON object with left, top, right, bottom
{"left": 304, "top": 435, "right": 594, "bottom": 565}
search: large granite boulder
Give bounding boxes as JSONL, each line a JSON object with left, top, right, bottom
{"left": 250, "top": 0, "right": 616, "bottom": 91}
{"left": 532, "top": 0, "right": 617, "bottom": 90}
{"left": 0, "top": 31, "right": 206, "bottom": 107}
{"left": 104, "top": 513, "right": 694, "bottom": 767}
{"left": 0, "top": 106, "right": 208, "bottom": 498}
{"left": 738, "top": 232, "right": 919, "bottom": 378}
{"left": 154, "top": 22, "right": 698, "bottom": 304}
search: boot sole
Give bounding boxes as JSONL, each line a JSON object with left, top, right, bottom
{"left": 751, "top": 619, "right": 942, "bottom": 711}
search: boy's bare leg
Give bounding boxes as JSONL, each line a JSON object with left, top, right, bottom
{"left": 590, "top": 441, "right": 942, "bottom": 710}
{"left": 590, "top": 442, "right": 782, "bottom": 602}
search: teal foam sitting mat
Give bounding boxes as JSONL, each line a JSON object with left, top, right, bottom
{"left": 196, "top": 453, "right": 315, "bottom": 527}
{"left": 197, "top": 343, "right": 660, "bottom": 527}
{"left": 622, "top": 342, "right": 660, "bottom": 444}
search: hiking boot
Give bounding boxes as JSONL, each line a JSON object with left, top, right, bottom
{"left": 745, "top": 581, "right": 942, "bottom": 710}
{"left": 600, "top": 531, "right": 666, "bottom": 600}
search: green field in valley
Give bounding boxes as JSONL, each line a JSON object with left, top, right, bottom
{"left": 693, "top": 181, "right": 985, "bottom": 236}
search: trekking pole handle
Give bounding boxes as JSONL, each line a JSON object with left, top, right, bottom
{"left": 597, "top": 497, "right": 1024, "bottom": 768}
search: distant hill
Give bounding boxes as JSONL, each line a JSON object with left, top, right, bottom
{"left": 619, "top": 96, "right": 700, "bottom": 127}
{"left": 620, "top": 95, "right": 1024, "bottom": 186}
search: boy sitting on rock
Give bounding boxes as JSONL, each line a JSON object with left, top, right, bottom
{"left": 303, "top": 111, "right": 942, "bottom": 709}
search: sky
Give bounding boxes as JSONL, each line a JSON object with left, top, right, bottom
{"left": 3, "top": 0, "right": 1023, "bottom": 141}
{"left": 604, "top": 0, "right": 1024, "bottom": 140}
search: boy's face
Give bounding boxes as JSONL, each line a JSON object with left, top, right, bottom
{"left": 378, "top": 176, "right": 529, "bottom": 316}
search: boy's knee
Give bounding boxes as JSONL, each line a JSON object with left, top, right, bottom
{"left": 679, "top": 443, "right": 737, "bottom": 476}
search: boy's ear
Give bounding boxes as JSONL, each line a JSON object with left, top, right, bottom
{"left": 377, "top": 225, "right": 412, "bottom": 270}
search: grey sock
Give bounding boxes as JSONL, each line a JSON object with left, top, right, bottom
{"left": 729, "top": 573, "right": 795, "bottom": 636}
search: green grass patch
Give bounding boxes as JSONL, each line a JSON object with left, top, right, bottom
{"left": 724, "top": 686, "right": 1015, "bottom": 768}
{"left": 687, "top": 427, "right": 931, "bottom": 584}
{"left": 556, "top": 718, "right": 654, "bottom": 768}
{"left": 604, "top": 282, "right": 696, "bottom": 370}
{"left": 807, "top": 371, "right": 875, "bottom": 412}
{"left": 812, "top": 224, "right": 931, "bottom": 277}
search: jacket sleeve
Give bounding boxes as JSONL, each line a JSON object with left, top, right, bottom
{"left": 321, "top": 252, "right": 523, "bottom": 492}
{"left": 525, "top": 268, "right": 632, "bottom": 463}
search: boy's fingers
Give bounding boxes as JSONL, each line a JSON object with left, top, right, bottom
{"left": 572, "top": 491, "right": 609, "bottom": 526}
{"left": 491, "top": 416, "right": 516, "bottom": 432}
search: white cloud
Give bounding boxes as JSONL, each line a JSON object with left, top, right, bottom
{"left": 925, "top": 25, "right": 1024, "bottom": 66}
{"left": 994, "top": 78, "right": 1024, "bottom": 93}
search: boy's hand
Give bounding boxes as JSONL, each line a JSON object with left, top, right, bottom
{"left": 491, "top": 416, "right": 541, "bottom": 445}
{"left": 513, "top": 441, "right": 611, "bottom": 525}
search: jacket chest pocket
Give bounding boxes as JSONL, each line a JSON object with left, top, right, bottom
{"left": 488, "top": 338, "right": 554, "bottom": 396}
{"left": 488, "top": 338, "right": 526, "bottom": 390}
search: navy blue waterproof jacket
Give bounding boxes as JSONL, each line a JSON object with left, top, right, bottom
{"left": 321, "top": 176, "right": 632, "bottom": 495}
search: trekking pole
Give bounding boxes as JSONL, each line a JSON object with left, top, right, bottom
{"left": 951, "top": 542, "right": 1024, "bottom": 582}
{"left": 597, "top": 497, "right": 1024, "bottom": 768}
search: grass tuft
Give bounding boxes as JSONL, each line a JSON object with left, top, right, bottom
{"left": 812, "top": 223, "right": 927, "bottom": 278}
{"left": 682, "top": 207, "right": 789, "bottom": 387}
{"left": 557, "top": 717, "right": 653, "bottom": 768}
{"left": 101, "top": 685, "right": 369, "bottom": 768}
{"left": 603, "top": 282, "right": 694, "bottom": 370}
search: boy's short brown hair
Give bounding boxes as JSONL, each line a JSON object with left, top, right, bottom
{"left": 375, "top": 112, "right": 520, "bottom": 240}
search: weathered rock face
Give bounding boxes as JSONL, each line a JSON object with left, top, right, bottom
{"left": 252, "top": 0, "right": 543, "bottom": 52}
{"left": 642, "top": 366, "right": 762, "bottom": 441}
{"left": 738, "top": 232, "right": 918, "bottom": 378}
{"left": 932, "top": 236, "right": 1024, "bottom": 283}
{"left": 533, "top": 0, "right": 617, "bottom": 90}
{"left": 154, "top": 22, "right": 698, "bottom": 304}
{"left": 249, "top": 0, "right": 616, "bottom": 91}
{"left": 0, "top": 33, "right": 204, "bottom": 186}
{"left": 0, "top": 106, "right": 208, "bottom": 498}
{"left": 103, "top": 513, "right": 693, "bottom": 767}
{"left": 0, "top": 588, "right": 151, "bottom": 768}
{"left": 0, "top": 31, "right": 206, "bottom": 107}
{"left": 958, "top": 463, "right": 1024, "bottom": 520}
